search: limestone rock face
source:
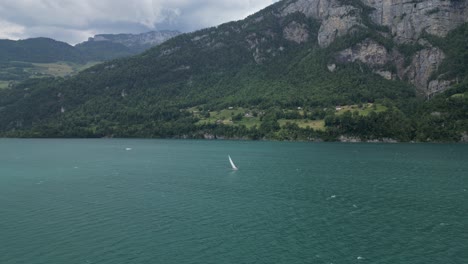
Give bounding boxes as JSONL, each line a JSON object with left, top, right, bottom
{"left": 336, "top": 39, "right": 391, "bottom": 66}
{"left": 278, "top": 0, "right": 468, "bottom": 96}
{"left": 282, "top": 0, "right": 467, "bottom": 46}
{"left": 281, "top": 0, "right": 364, "bottom": 47}
{"left": 405, "top": 47, "right": 446, "bottom": 96}
{"left": 427, "top": 79, "right": 453, "bottom": 97}
{"left": 334, "top": 37, "right": 451, "bottom": 96}
{"left": 335, "top": 39, "right": 400, "bottom": 80}
{"left": 362, "top": 0, "right": 468, "bottom": 44}
{"left": 281, "top": 0, "right": 467, "bottom": 46}
{"left": 317, "top": 6, "right": 363, "bottom": 47}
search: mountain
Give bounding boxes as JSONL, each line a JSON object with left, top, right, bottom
{"left": 0, "top": 38, "right": 87, "bottom": 89}
{"left": 0, "top": 30, "right": 181, "bottom": 63}
{"left": 79, "top": 30, "right": 181, "bottom": 53}
{"left": 0, "top": 30, "right": 180, "bottom": 88}
{"left": 0, "top": 38, "right": 83, "bottom": 63}
{"left": 75, "top": 30, "right": 181, "bottom": 61}
{"left": 0, "top": 0, "right": 467, "bottom": 141}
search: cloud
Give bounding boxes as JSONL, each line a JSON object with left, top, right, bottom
{"left": 0, "top": 0, "right": 277, "bottom": 44}
{"left": 0, "top": 19, "right": 25, "bottom": 40}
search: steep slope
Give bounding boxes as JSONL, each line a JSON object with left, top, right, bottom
{"left": 0, "top": 0, "right": 466, "bottom": 141}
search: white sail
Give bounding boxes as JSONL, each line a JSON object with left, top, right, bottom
{"left": 228, "top": 155, "right": 238, "bottom": 170}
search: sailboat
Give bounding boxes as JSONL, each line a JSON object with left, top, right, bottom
{"left": 228, "top": 155, "right": 238, "bottom": 170}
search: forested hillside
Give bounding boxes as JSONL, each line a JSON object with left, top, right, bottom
{"left": 74, "top": 41, "right": 134, "bottom": 62}
{"left": 0, "top": 38, "right": 83, "bottom": 63}
{"left": 0, "top": 0, "right": 466, "bottom": 142}
{"left": 0, "top": 38, "right": 88, "bottom": 89}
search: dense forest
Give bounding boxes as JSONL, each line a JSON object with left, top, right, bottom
{"left": 0, "top": 1, "right": 466, "bottom": 142}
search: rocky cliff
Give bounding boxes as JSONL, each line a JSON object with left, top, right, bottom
{"left": 363, "top": 0, "right": 467, "bottom": 43}
{"left": 279, "top": 0, "right": 468, "bottom": 97}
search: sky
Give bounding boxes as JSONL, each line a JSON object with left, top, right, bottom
{"left": 0, "top": 0, "right": 278, "bottom": 45}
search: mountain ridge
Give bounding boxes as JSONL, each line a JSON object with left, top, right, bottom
{"left": 0, "top": 30, "right": 181, "bottom": 63}
{"left": 0, "top": 37, "right": 83, "bottom": 63}
{"left": 0, "top": 30, "right": 180, "bottom": 87}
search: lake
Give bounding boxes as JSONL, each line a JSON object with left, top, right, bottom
{"left": 0, "top": 139, "right": 467, "bottom": 264}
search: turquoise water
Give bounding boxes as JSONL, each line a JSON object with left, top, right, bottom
{"left": 0, "top": 139, "right": 467, "bottom": 264}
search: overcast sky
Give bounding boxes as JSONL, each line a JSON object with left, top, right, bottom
{"left": 0, "top": 0, "right": 278, "bottom": 45}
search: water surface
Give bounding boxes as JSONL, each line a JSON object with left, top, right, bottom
{"left": 0, "top": 139, "right": 467, "bottom": 263}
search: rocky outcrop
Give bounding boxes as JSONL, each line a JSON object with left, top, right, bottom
{"left": 427, "top": 79, "right": 452, "bottom": 97}
{"left": 336, "top": 38, "right": 391, "bottom": 66}
{"left": 375, "top": 70, "right": 395, "bottom": 80}
{"left": 336, "top": 38, "right": 449, "bottom": 96}
{"left": 338, "top": 135, "right": 363, "bottom": 142}
{"left": 317, "top": 5, "right": 363, "bottom": 47}
{"left": 405, "top": 47, "right": 446, "bottom": 96}
{"left": 336, "top": 39, "right": 398, "bottom": 80}
{"left": 461, "top": 132, "right": 468, "bottom": 143}
{"left": 338, "top": 135, "right": 398, "bottom": 142}
{"left": 245, "top": 33, "right": 269, "bottom": 64}
{"left": 283, "top": 21, "right": 309, "bottom": 43}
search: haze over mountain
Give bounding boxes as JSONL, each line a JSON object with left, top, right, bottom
{"left": 76, "top": 30, "right": 181, "bottom": 61}
{"left": 0, "top": 0, "right": 467, "bottom": 142}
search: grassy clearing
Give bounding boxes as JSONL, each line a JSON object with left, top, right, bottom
{"left": 278, "top": 119, "right": 326, "bottom": 131}
{"left": 192, "top": 107, "right": 326, "bottom": 130}
{"left": 0, "top": 81, "right": 10, "bottom": 89}
{"left": 194, "top": 107, "right": 261, "bottom": 128}
{"left": 31, "top": 62, "right": 75, "bottom": 77}
{"left": 335, "top": 103, "right": 387, "bottom": 116}
{"left": 32, "top": 61, "right": 101, "bottom": 76}
{"left": 451, "top": 93, "right": 465, "bottom": 98}
{"left": 191, "top": 104, "right": 388, "bottom": 131}
{"left": 0, "top": 61, "right": 104, "bottom": 91}
{"left": 0, "top": 61, "right": 102, "bottom": 84}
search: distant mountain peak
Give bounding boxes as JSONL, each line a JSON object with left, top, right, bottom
{"left": 74, "top": 30, "right": 181, "bottom": 61}
{"left": 84, "top": 30, "right": 181, "bottom": 51}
